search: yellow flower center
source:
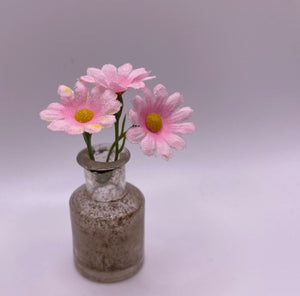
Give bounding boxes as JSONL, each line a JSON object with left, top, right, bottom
{"left": 65, "top": 87, "right": 72, "bottom": 93}
{"left": 146, "top": 112, "right": 162, "bottom": 132}
{"left": 74, "top": 108, "right": 94, "bottom": 123}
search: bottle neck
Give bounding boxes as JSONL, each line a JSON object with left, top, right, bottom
{"left": 84, "top": 165, "right": 126, "bottom": 202}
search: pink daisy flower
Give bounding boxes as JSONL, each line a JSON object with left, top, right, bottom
{"left": 40, "top": 81, "right": 121, "bottom": 135}
{"left": 81, "top": 63, "right": 156, "bottom": 94}
{"left": 126, "top": 84, "right": 195, "bottom": 160}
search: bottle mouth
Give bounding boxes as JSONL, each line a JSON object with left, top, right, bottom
{"left": 77, "top": 143, "right": 130, "bottom": 172}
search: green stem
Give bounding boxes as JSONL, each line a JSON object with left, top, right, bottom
{"left": 119, "top": 134, "right": 126, "bottom": 153}
{"left": 105, "top": 125, "right": 133, "bottom": 162}
{"left": 114, "top": 119, "right": 119, "bottom": 161}
{"left": 113, "top": 93, "right": 123, "bottom": 161}
{"left": 118, "top": 114, "right": 126, "bottom": 155}
{"left": 82, "top": 132, "right": 95, "bottom": 161}
{"left": 106, "top": 141, "right": 116, "bottom": 162}
{"left": 105, "top": 130, "right": 125, "bottom": 162}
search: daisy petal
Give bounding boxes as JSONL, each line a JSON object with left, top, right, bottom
{"left": 80, "top": 75, "right": 95, "bottom": 83}
{"left": 100, "top": 89, "right": 117, "bottom": 102}
{"left": 156, "top": 140, "right": 172, "bottom": 160}
{"left": 131, "top": 95, "right": 145, "bottom": 112}
{"left": 126, "top": 127, "right": 146, "bottom": 143}
{"left": 40, "top": 110, "right": 62, "bottom": 121}
{"left": 102, "top": 64, "right": 117, "bottom": 80}
{"left": 128, "top": 109, "right": 139, "bottom": 125}
{"left": 87, "top": 67, "right": 104, "bottom": 79}
{"left": 87, "top": 68, "right": 107, "bottom": 87}
{"left": 47, "top": 102, "right": 64, "bottom": 111}
{"left": 165, "top": 134, "right": 186, "bottom": 150}
{"left": 140, "top": 134, "right": 156, "bottom": 155}
{"left": 128, "top": 68, "right": 149, "bottom": 81}
{"left": 40, "top": 103, "right": 64, "bottom": 121}
{"left": 48, "top": 120, "right": 69, "bottom": 131}
{"left": 142, "top": 87, "right": 153, "bottom": 106}
{"left": 171, "top": 122, "right": 195, "bottom": 134}
{"left": 66, "top": 125, "right": 84, "bottom": 135}
{"left": 90, "top": 86, "right": 106, "bottom": 100}
{"left": 143, "top": 75, "right": 156, "bottom": 81}
{"left": 129, "top": 68, "right": 147, "bottom": 80}
{"left": 166, "top": 92, "right": 184, "bottom": 113}
{"left": 118, "top": 63, "right": 133, "bottom": 76}
{"left": 105, "top": 100, "right": 122, "bottom": 115}
{"left": 75, "top": 80, "right": 88, "bottom": 100}
{"left": 58, "top": 85, "right": 74, "bottom": 101}
{"left": 109, "top": 81, "right": 127, "bottom": 93}
{"left": 98, "top": 115, "right": 116, "bottom": 128}
{"left": 153, "top": 84, "right": 168, "bottom": 109}
{"left": 154, "top": 84, "right": 168, "bottom": 100}
{"left": 129, "top": 81, "right": 146, "bottom": 89}
{"left": 170, "top": 107, "right": 194, "bottom": 123}
{"left": 84, "top": 124, "right": 103, "bottom": 133}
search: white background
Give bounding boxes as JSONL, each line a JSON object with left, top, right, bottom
{"left": 1, "top": 0, "right": 300, "bottom": 295}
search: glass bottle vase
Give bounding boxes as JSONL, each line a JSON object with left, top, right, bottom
{"left": 69, "top": 144, "right": 145, "bottom": 282}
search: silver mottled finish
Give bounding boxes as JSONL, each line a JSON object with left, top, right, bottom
{"left": 69, "top": 144, "right": 145, "bottom": 282}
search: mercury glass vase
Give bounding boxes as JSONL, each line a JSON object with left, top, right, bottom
{"left": 69, "top": 144, "right": 145, "bottom": 282}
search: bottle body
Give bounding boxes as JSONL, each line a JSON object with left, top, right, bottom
{"left": 69, "top": 144, "right": 145, "bottom": 282}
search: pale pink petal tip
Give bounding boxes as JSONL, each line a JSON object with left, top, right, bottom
{"left": 75, "top": 80, "right": 88, "bottom": 99}
{"left": 166, "top": 134, "right": 186, "bottom": 150}
{"left": 118, "top": 63, "right": 133, "bottom": 75}
{"left": 57, "top": 85, "right": 74, "bottom": 101}
{"left": 154, "top": 84, "right": 168, "bottom": 98}
{"left": 80, "top": 75, "right": 95, "bottom": 84}
{"left": 98, "top": 115, "right": 116, "bottom": 128}
{"left": 171, "top": 107, "right": 194, "bottom": 122}
{"left": 140, "top": 134, "right": 156, "bottom": 156}
{"left": 156, "top": 140, "right": 172, "bottom": 160}
{"left": 40, "top": 103, "right": 64, "bottom": 121}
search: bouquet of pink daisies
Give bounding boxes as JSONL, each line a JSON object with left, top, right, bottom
{"left": 40, "top": 63, "right": 195, "bottom": 161}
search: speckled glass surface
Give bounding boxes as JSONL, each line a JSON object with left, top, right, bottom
{"left": 69, "top": 144, "right": 145, "bottom": 282}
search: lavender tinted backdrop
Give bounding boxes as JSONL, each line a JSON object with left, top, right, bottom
{"left": 1, "top": 0, "right": 300, "bottom": 295}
